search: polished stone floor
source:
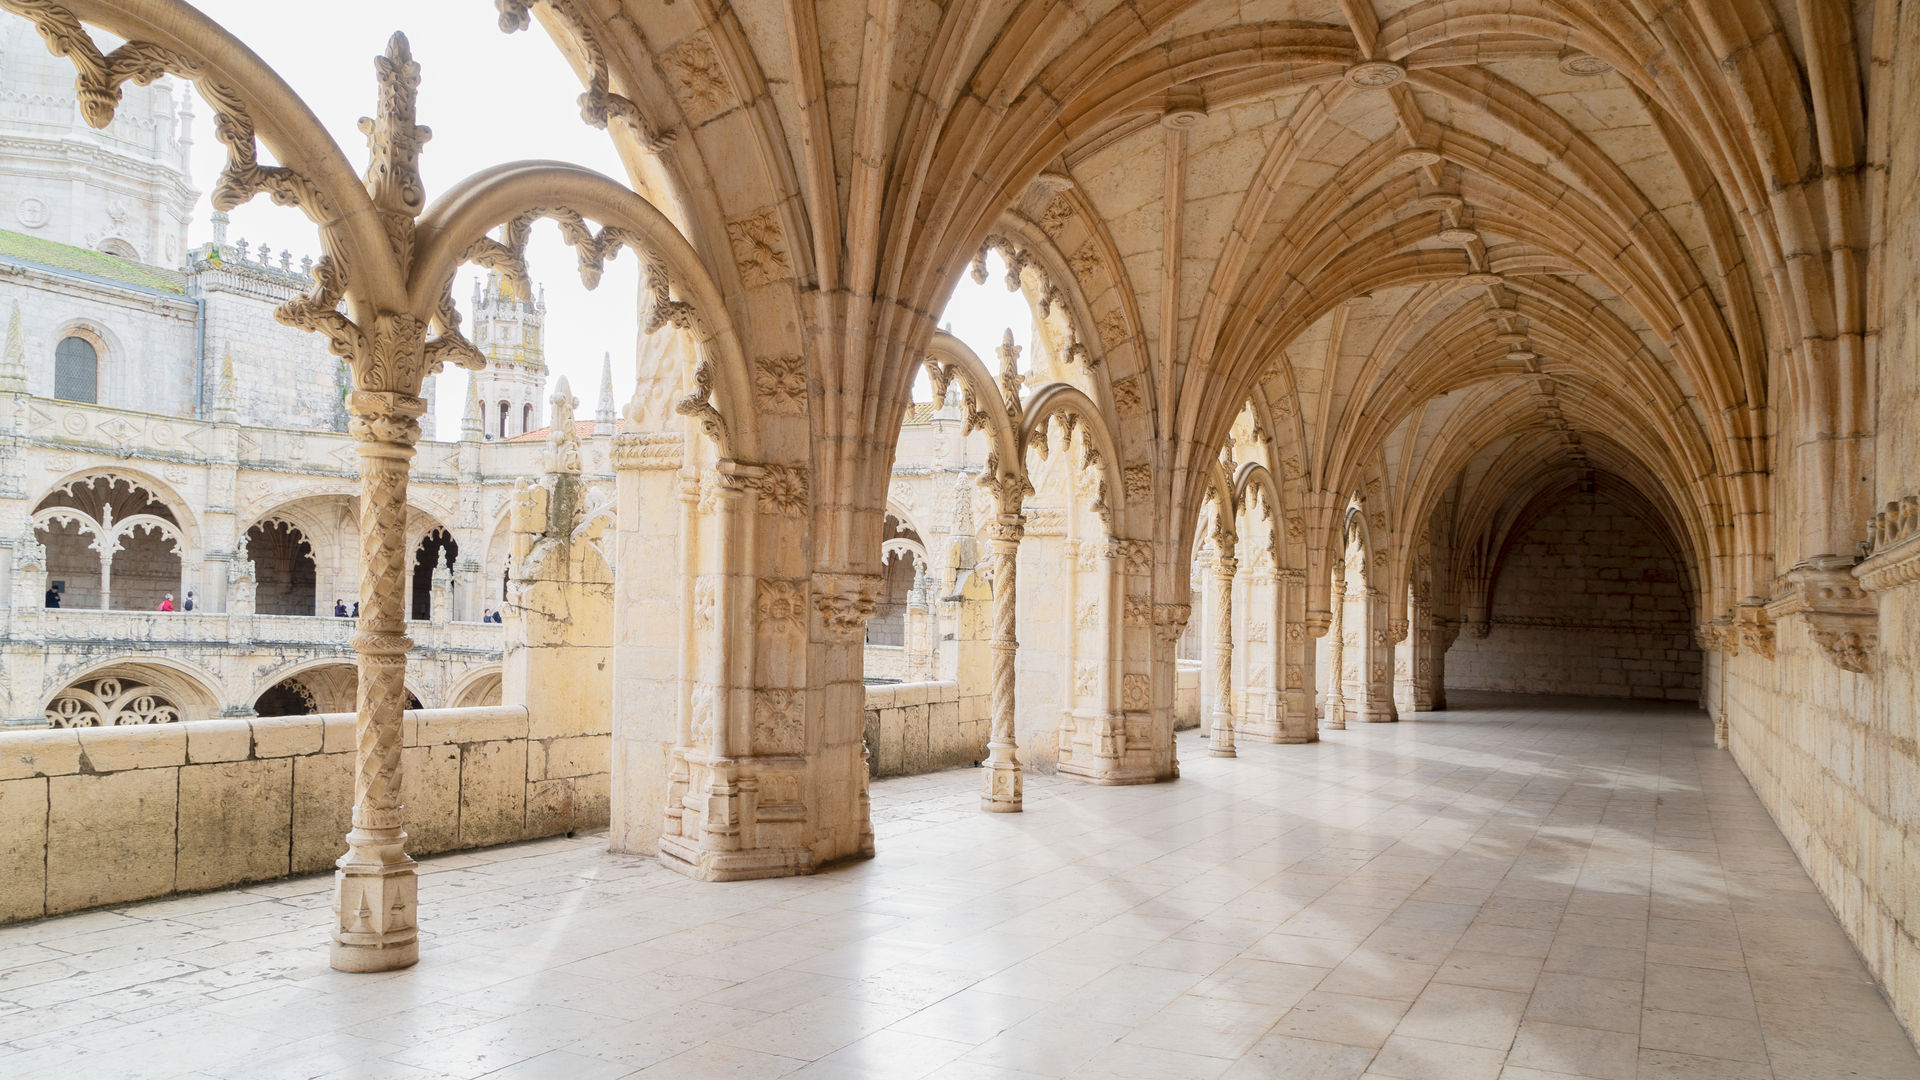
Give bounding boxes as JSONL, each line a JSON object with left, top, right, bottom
{"left": 0, "top": 693, "right": 1914, "bottom": 1079}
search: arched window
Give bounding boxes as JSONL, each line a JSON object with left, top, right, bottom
{"left": 523, "top": 403, "right": 534, "bottom": 432}
{"left": 54, "top": 337, "right": 98, "bottom": 403}
{"left": 499, "top": 401, "right": 511, "bottom": 436}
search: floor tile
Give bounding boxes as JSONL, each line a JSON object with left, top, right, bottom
{"left": 0, "top": 696, "right": 1916, "bottom": 1080}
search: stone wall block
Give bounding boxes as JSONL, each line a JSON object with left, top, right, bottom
{"left": 176, "top": 759, "right": 292, "bottom": 890}
{"left": 401, "top": 744, "right": 461, "bottom": 852}
{"left": 416, "top": 706, "right": 525, "bottom": 747}
{"left": 901, "top": 704, "right": 931, "bottom": 773}
{"left": 458, "top": 740, "right": 528, "bottom": 848}
{"left": 0, "top": 778, "right": 47, "bottom": 921}
{"left": 75, "top": 724, "right": 185, "bottom": 773}
{"left": 539, "top": 735, "right": 609, "bottom": 780}
{"left": 187, "top": 718, "right": 252, "bottom": 764}
{"left": 320, "top": 713, "right": 356, "bottom": 755}
{"left": 251, "top": 715, "right": 324, "bottom": 759}
{"left": 0, "top": 729, "right": 81, "bottom": 781}
{"left": 290, "top": 752, "right": 353, "bottom": 873}
{"left": 47, "top": 770, "right": 176, "bottom": 913}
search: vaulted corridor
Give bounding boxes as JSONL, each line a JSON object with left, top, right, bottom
{"left": 2, "top": 694, "right": 1910, "bottom": 1079}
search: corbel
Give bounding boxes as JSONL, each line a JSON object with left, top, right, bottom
{"left": 1733, "top": 600, "right": 1773, "bottom": 660}
{"left": 1766, "top": 557, "right": 1876, "bottom": 674}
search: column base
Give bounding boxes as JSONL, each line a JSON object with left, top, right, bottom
{"left": 1356, "top": 702, "right": 1398, "bottom": 723}
{"left": 1323, "top": 701, "right": 1348, "bottom": 730}
{"left": 980, "top": 739, "right": 1023, "bottom": 812}
{"left": 659, "top": 835, "right": 818, "bottom": 881}
{"left": 1208, "top": 716, "right": 1237, "bottom": 757}
{"left": 331, "top": 828, "right": 419, "bottom": 973}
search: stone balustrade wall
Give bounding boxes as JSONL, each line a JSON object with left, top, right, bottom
{"left": 862, "top": 680, "right": 990, "bottom": 778}
{"left": 1175, "top": 660, "right": 1201, "bottom": 730}
{"left": 0, "top": 705, "right": 607, "bottom": 924}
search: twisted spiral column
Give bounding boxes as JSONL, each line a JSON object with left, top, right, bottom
{"left": 331, "top": 389, "right": 423, "bottom": 972}
{"left": 1209, "top": 554, "right": 1238, "bottom": 757}
{"left": 981, "top": 513, "right": 1024, "bottom": 812}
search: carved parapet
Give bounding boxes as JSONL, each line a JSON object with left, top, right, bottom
{"left": 1857, "top": 494, "right": 1920, "bottom": 595}
{"left": 611, "top": 432, "right": 684, "bottom": 471}
{"left": 1766, "top": 560, "right": 1876, "bottom": 675}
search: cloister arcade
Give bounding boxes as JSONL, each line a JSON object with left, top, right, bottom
{"left": 1, "top": 0, "right": 1916, "bottom": 1050}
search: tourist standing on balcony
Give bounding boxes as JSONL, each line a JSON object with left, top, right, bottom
{"left": 44, "top": 583, "right": 61, "bottom": 608}
{"left": 158, "top": 594, "right": 175, "bottom": 612}
{"left": 333, "top": 598, "right": 348, "bottom": 617}
{"left": 183, "top": 591, "right": 195, "bottom": 612}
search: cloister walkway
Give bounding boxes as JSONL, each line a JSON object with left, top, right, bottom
{"left": 0, "top": 694, "right": 1913, "bottom": 1079}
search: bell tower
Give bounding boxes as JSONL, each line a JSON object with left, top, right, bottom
{"left": 467, "top": 271, "right": 548, "bottom": 438}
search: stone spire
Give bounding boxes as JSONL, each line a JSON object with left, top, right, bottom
{"left": 461, "top": 374, "right": 483, "bottom": 441}
{"left": 544, "top": 376, "right": 582, "bottom": 475}
{"left": 594, "top": 352, "right": 616, "bottom": 436}
{"left": 0, "top": 303, "right": 26, "bottom": 393}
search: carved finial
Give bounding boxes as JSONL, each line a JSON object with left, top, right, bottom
{"left": 210, "top": 209, "right": 230, "bottom": 246}
{"left": 214, "top": 346, "right": 238, "bottom": 424}
{"left": 0, "top": 302, "right": 25, "bottom": 393}
{"left": 461, "top": 374, "right": 483, "bottom": 440}
{"left": 359, "top": 33, "right": 432, "bottom": 222}
{"left": 545, "top": 375, "right": 582, "bottom": 475}
{"left": 595, "top": 351, "right": 616, "bottom": 436}
{"left": 997, "top": 328, "right": 1023, "bottom": 407}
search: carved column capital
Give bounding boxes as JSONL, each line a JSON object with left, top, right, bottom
{"left": 1733, "top": 602, "right": 1774, "bottom": 660}
{"left": 1153, "top": 602, "right": 1192, "bottom": 647}
{"left": 345, "top": 390, "right": 426, "bottom": 451}
{"left": 812, "top": 572, "right": 882, "bottom": 642}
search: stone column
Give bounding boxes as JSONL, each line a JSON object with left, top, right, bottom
{"left": 330, "top": 389, "right": 424, "bottom": 973}
{"left": 1357, "top": 588, "right": 1399, "bottom": 723}
{"left": 97, "top": 549, "right": 112, "bottom": 611}
{"left": 1324, "top": 573, "right": 1348, "bottom": 730}
{"left": 1209, "top": 550, "right": 1238, "bottom": 757}
{"left": 981, "top": 512, "right": 1024, "bottom": 812}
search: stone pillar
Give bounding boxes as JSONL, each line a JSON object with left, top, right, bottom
{"left": 1356, "top": 588, "right": 1399, "bottom": 723}
{"left": 981, "top": 512, "right": 1024, "bottom": 812}
{"left": 1324, "top": 573, "right": 1348, "bottom": 730}
{"left": 429, "top": 562, "right": 452, "bottom": 625}
{"left": 1209, "top": 550, "right": 1237, "bottom": 757}
{"left": 905, "top": 566, "right": 935, "bottom": 681}
{"left": 97, "top": 549, "right": 112, "bottom": 611}
{"left": 1277, "top": 569, "right": 1317, "bottom": 742}
{"left": 330, "top": 389, "right": 424, "bottom": 973}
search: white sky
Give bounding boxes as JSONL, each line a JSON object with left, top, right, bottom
{"left": 177, "top": 0, "right": 1025, "bottom": 430}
